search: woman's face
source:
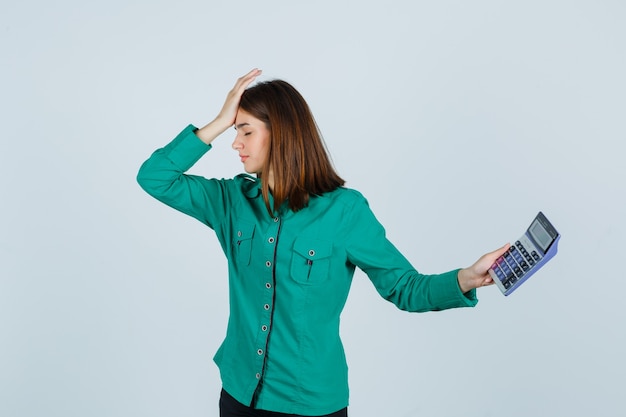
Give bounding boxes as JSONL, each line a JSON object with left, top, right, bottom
{"left": 232, "top": 109, "right": 270, "bottom": 175}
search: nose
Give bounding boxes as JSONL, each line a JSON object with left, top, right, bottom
{"left": 232, "top": 136, "right": 243, "bottom": 151}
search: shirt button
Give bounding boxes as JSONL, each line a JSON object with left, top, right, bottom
{"left": 264, "top": 304, "right": 270, "bottom": 310}
{"left": 273, "top": 217, "right": 279, "bottom": 222}
{"left": 256, "top": 373, "right": 261, "bottom": 379}
{"left": 268, "top": 237, "right": 275, "bottom": 244}
{"left": 257, "top": 349, "right": 263, "bottom": 355}
{"left": 237, "top": 231, "right": 242, "bottom": 237}
{"left": 265, "top": 261, "right": 272, "bottom": 267}
{"left": 265, "top": 282, "right": 272, "bottom": 289}
{"left": 308, "top": 249, "right": 315, "bottom": 257}
{"left": 262, "top": 325, "right": 268, "bottom": 331}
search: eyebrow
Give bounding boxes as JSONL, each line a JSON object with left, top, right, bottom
{"left": 234, "top": 122, "right": 250, "bottom": 130}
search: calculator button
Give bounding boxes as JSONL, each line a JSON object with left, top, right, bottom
{"left": 496, "top": 265, "right": 507, "bottom": 277}
{"left": 507, "top": 254, "right": 522, "bottom": 268}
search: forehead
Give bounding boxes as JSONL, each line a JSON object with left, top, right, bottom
{"left": 235, "top": 109, "right": 265, "bottom": 128}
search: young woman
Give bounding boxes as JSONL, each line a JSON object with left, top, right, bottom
{"left": 137, "top": 69, "right": 508, "bottom": 417}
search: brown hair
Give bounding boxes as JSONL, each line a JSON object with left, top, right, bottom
{"left": 239, "top": 80, "right": 345, "bottom": 216}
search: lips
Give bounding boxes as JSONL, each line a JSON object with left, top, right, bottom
{"left": 239, "top": 155, "right": 249, "bottom": 163}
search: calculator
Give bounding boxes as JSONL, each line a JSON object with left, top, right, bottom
{"left": 489, "top": 212, "right": 560, "bottom": 296}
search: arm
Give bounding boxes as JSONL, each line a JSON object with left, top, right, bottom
{"left": 345, "top": 195, "right": 476, "bottom": 312}
{"left": 136, "top": 126, "right": 225, "bottom": 228}
{"left": 345, "top": 193, "right": 508, "bottom": 312}
{"left": 136, "top": 69, "right": 262, "bottom": 227}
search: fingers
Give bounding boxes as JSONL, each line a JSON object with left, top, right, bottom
{"left": 232, "top": 68, "right": 262, "bottom": 94}
{"left": 484, "top": 242, "right": 510, "bottom": 264}
{"left": 493, "top": 242, "right": 511, "bottom": 256}
{"left": 461, "top": 243, "right": 510, "bottom": 292}
{"left": 241, "top": 68, "right": 262, "bottom": 83}
{"left": 471, "top": 243, "right": 510, "bottom": 277}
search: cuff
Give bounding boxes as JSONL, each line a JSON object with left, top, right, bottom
{"left": 166, "top": 124, "right": 212, "bottom": 171}
{"left": 433, "top": 268, "right": 479, "bottom": 309}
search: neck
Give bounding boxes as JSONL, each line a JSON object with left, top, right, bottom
{"left": 260, "top": 170, "right": 274, "bottom": 192}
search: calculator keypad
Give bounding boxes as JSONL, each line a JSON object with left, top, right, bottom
{"left": 491, "top": 240, "right": 542, "bottom": 289}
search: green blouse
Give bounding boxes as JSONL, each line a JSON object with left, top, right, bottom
{"left": 137, "top": 124, "right": 478, "bottom": 415}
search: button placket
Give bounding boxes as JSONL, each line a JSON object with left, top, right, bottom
{"left": 254, "top": 216, "right": 281, "bottom": 386}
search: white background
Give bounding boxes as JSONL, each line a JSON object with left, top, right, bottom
{"left": 1, "top": 1, "right": 625, "bottom": 416}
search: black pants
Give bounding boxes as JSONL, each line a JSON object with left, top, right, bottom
{"left": 219, "top": 389, "right": 348, "bottom": 417}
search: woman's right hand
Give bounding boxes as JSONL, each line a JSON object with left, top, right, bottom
{"left": 214, "top": 68, "right": 262, "bottom": 128}
{"left": 196, "top": 68, "right": 262, "bottom": 145}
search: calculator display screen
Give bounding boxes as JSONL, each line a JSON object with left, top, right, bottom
{"left": 530, "top": 220, "right": 552, "bottom": 251}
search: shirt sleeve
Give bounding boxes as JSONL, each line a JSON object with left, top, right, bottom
{"left": 344, "top": 192, "right": 477, "bottom": 312}
{"left": 136, "top": 124, "right": 230, "bottom": 229}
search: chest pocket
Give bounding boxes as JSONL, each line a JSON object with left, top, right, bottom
{"left": 233, "top": 221, "right": 255, "bottom": 266}
{"left": 290, "top": 238, "right": 333, "bottom": 285}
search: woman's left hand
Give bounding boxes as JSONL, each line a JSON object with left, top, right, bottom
{"left": 457, "top": 243, "right": 511, "bottom": 293}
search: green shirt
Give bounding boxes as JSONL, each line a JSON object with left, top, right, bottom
{"left": 137, "top": 124, "right": 478, "bottom": 415}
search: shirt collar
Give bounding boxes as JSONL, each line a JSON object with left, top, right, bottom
{"left": 240, "top": 174, "right": 262, "bottom": 198}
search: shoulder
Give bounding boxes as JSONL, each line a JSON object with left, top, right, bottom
{"left": 233, "top": 174, "right": 262, "bottom": 198}
{"left": 197, "top": 174, "right": 260, "bottom": 199}
{"left": 320, "top": 186, "right": 370, "bottom": 209}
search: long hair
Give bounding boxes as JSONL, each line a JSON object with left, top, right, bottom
{"left": 239, "top": 80, "right": 345, "bottom": 216}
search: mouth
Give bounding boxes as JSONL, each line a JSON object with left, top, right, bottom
{"left": 239, "top": 155, "right": 249, "bottom": 163}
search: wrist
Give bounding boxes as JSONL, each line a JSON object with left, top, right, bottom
{"left": 211, "top": 115, "right": 234, "bottom": 132}
{"left": 196, "top": 118, "right": 232, "bottom": 145}
{"left": 457, "top": 268, "right": 471, "bottom": 293}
